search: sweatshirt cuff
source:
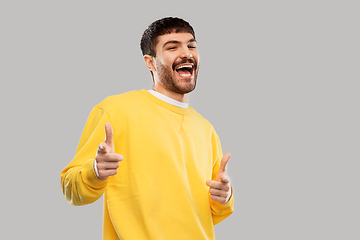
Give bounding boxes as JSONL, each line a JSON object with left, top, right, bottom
{"left": 225, "top": 185, "right": 233, "bottom": 204}
{"left": 82, "top": 159, "right": 108, "bottom": 188}
{"left": 94, "top": 159, "right": 100, "bottom": 178}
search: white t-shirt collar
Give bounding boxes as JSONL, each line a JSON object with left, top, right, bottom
{"left": 147, "top": 90, "right": 189, "bottom": 109}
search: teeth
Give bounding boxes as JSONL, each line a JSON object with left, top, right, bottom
{"left": 179, "top": 73, "right": 191, "bottom": 77}
{"left": 176, "top": 64, "right": 193, "bottom": 69}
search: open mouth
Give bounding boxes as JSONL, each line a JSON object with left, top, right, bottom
{"left": 175, "top": 64, "right": 194, "bottom": 78}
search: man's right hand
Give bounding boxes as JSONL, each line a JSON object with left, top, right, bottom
{"left": 95, "top": 122, "right": 123, "bottom": 180}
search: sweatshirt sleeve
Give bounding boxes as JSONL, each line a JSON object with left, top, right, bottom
{"left": 61, "top": 105, "right": 110, "bottom": 206}
{"left": 209, "top": 131, "right": 234, "bottom": 225}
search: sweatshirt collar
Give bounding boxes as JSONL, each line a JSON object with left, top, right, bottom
{"left": 147, "top": 90, "right": 189, "bottom": 109}
{"left": 141, "top": 89, "right": 191, "bottom": 115}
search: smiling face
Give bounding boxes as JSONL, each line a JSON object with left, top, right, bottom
{"left": 144, "top": 32, "right": 200, "bottom": 97}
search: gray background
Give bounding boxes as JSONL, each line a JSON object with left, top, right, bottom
{"left": 1, "top": 0, "right": 359, "bottom": 239}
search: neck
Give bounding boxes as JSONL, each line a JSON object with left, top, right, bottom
{"left": 153, "top": 84, "right": 189, "bottom": 103}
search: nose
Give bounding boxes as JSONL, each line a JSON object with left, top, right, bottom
{"left": 180, "top": 47, "right": 193, "bottom": 59}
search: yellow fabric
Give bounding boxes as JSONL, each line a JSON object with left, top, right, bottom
{"left": 61, "top": 89, "right": 234, "bottom": 240}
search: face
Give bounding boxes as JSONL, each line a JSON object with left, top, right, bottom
{"left": 152, "top": 32, "right": 200, "bottom": 95}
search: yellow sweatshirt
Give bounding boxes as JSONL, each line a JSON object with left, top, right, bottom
{"left": 61, "top": 89, "right": 234, "bottom": 240}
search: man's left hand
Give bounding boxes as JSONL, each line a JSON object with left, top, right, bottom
{"left": 206, "top": 153, "right": 232, "bottom": 204}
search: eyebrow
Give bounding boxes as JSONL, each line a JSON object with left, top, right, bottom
{"left": 163, "top": 38, "right": 197, "bottom": 48}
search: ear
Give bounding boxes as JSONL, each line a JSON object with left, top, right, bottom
{"left": 144, "top": 55, "right": 156, "bottom": 72}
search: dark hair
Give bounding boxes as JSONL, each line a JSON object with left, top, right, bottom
{"left": 140, "top": 17, "right": 195, "bottom": 57}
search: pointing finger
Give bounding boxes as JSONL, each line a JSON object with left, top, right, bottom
{"left": 104, "top": 122, "right": 114, "bottom": 150}
{"left": 216, "top": 153, "right": 231, "bottom": 181}
{"left": 219, "top": 153, "right": 231, "bottom": 173}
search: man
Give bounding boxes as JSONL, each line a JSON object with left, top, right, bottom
{"left": 61, "top": 17, "right": 234, "bottom": 240}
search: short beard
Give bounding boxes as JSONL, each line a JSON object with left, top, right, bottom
{"left": 155, "top": 59, "right": 199, "bottom": 95}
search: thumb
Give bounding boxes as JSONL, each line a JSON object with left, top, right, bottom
{"left": 216, "top": 152, "right": 231, "bottom": 182}
{"left": 104, "top": 122, "right": 114, "bottom": 150}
